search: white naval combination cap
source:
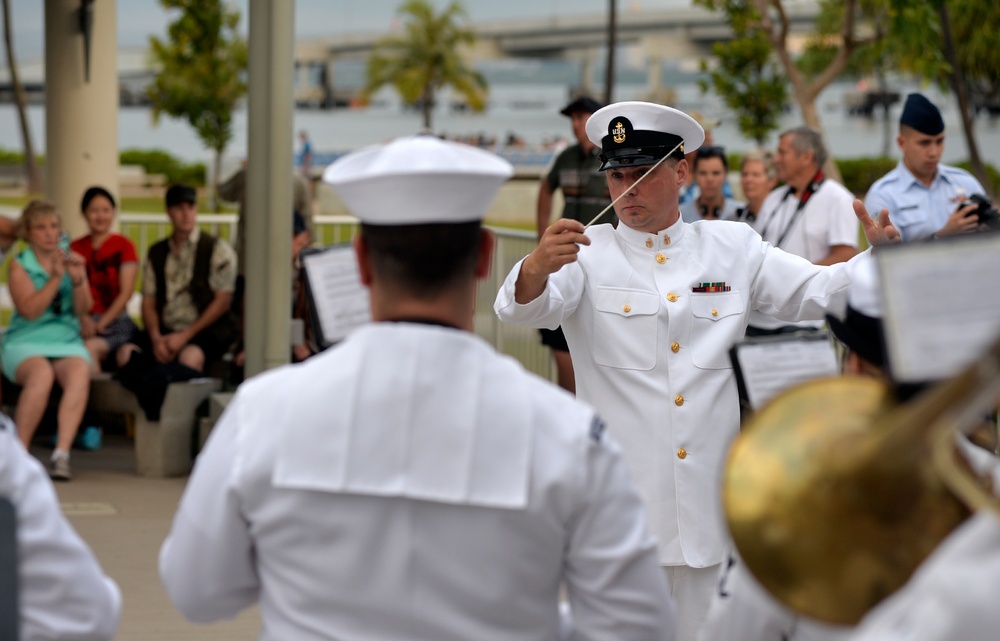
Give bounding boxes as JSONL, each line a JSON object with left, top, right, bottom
{"left": 585, "top": 101, "right": 706, "bottom": 171}
{"left": 322, "top": 134, "right": 514, "bottom": 225}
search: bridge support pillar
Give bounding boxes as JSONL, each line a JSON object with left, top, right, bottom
{"left": 564, "top": 49, "right": 598, "bottom": 98}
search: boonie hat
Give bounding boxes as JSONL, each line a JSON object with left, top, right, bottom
{"left": 322, "top": 135, "right": 513, "bottom": 225}
{"left": 899, "top": 93, "right": 944, "bottom": 136}
{"left": 560, "top": 95, "right": 603, "bottom": 117}
{"left": 585, "top": 101, "right": 705, "bottom": 171}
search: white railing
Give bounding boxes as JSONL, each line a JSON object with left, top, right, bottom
{"left": 4, "top": 213, "right": 554, "bottom": 382}
{"left": 118, "top": 212, "right": 240, "bottom": 257}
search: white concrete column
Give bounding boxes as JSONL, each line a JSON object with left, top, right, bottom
{"left": 578, "top": 51, "right": 595, "bottom": 96}
{"left": 44, "top": 0, "right": 118, "bottom": 237}
{"left": 245, "top": 0, "right": 294, "bottom": 377}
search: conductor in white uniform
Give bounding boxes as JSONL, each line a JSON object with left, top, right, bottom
{"left": 494, "top": 102, "right": 897, "bottom": 641}
{"left": 159, "top": 135, "right": 675, "bottom": 640}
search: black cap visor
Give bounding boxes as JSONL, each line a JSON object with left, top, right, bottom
{"left": 599, "top": 143, "right": 684, "bottom": 171}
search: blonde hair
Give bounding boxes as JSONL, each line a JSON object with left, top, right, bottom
{"left": 740, "top": 149, "right": 778, "bottom": 181}
{"left": 18, "top": 200, "right": 61, "bottom": 240}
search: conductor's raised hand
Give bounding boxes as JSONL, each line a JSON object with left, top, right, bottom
{"left": 854, "top": 199, "right": 900, "bottom": 247}
{"left": 515, "top": 218, "right": 591, "bottom": 304}
{"left": 529, "top": 218, "right": 591, "bottom": 273}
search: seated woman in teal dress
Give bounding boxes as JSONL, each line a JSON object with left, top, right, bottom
{"left": 2, "top": 200, "right": 93, "bottom": 481}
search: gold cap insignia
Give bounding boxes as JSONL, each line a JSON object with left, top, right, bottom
{"left": 612, "top": 121, "right": 626, "bottom": 144}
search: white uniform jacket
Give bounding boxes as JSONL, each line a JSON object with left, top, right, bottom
{"left": 495, "top": 218, "right": 867, "bottom": 568}
{"left": 160, "top": 323, "right": 674, "bottom": 641}
{"left": 0, "top": 416, "right": 121, "bottom": 640}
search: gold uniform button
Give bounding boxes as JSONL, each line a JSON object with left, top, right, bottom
{"left": 711, "top": 309, "right": 719, "bottom": 317}
{"left": 645, "top": 237, "right": 653, "bottom": 248}
{"left": 666, "top": 293, "right": 678, "bottom": 302}
{"left": 674, "top": 395, "right": 684, "bottom": 406}
{"left": 677, "top": 448, "right": 687, "bottom": 459}
{"left": 663, "top": 234, "right": 671, "bottom": 245}
{"left": 655, "top": 253, "right": 667, "bottom": 264}
{"left": 623, "top": 305, "right": 631, "bottom": 313}
{"left": 671, "top": 342, "right": 680, "bottom": 353}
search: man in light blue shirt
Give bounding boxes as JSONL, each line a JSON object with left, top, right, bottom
{"left": 865, "top": 93, "right": 985, "bottom": 242}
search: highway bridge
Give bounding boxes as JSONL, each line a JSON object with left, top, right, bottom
{"left": 0, "top": 4, "right": 823, "bottom": 108}
{"left": 293, "top": 3, "right": 822, "bottom": 107}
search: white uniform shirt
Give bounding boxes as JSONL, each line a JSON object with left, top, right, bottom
{"left": 749, "top": 180, "right": 860, "bottom": 331}
{"left": 850, "top": 510, "right": 1000, "bottom": 641}
{"left": 495, "top": 218, "right": 868, "bottom": 567}
{"left": 0, "top": 416, "right": 121, "bottom": 640}
{"left": 160, "top": 323, "right": 674, "bottom": 641}
{"left": 850, "top": 440, "right": 1000, "bottom": 641}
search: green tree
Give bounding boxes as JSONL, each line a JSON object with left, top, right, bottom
{"left": 697, "top": 2, "right": 788, "bottom": 146}
{"left": 868, "top": 0, "right": 995, "bottom": 193}
{"left": 697, "top": 0, "right": 881, "bottom": 183}
{"left": 147, "top": 0, "right": 247, "bottom": 208}
{"left": 949, "top": 0, "right": 1000, "bottom": 114}
{"left": 1, "top": 0, "right": 41, "bottom": 194}
{"left": 363, "top": 0, "right": 487, "bottom": 131}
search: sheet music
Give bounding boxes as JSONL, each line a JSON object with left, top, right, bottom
{"left": 878, "top": 234, "right": 1000, "bottom": 383}
{"left": 732, "top": 336, "right": 840, "bottom": 410}
{"left": 301, "top": 246, "right": 371, "bottom": 346}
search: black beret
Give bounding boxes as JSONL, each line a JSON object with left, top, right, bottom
{"left": 900, "top": 93, "right": 944, "bottom": 135}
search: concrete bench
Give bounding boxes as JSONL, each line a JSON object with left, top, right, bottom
{"left": 88, "top": 375, "right": 222, "bottom": 477}
{"left": 198, "top": 391, "right": 234, "bottom": 450}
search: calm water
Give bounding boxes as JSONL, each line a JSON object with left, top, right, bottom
{"left": 2, "top": 80, "right": 999, "bottom": 173}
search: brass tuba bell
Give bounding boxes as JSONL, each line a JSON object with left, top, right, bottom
{"left": 723, "top": 334, "right": 1000, "bottom": 625}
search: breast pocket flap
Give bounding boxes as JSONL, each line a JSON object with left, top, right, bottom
{"left": 594, "top": 288, "right": 660, "bottom": 318}
{"left": 690, "top": 292, "right": 743, "bottom": 321}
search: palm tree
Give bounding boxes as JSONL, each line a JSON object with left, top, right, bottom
{"left": 363, "top": 0, "right": 487, "bottom": 131}
{"left": 2, "top": 0, "right": 42, "bottom": 194}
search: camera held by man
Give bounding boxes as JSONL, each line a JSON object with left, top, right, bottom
{"left": 959, "top": 194, "right": 1000, "bottom": 231}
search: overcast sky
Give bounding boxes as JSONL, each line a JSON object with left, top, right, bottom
{"left": 4, "top": 0, "right": 692, "bottom": 62}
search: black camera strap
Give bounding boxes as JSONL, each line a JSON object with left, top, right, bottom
{"left": 759, "top": 171, "right": 826, "bottom": 248}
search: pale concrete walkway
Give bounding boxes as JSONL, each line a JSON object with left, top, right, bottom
{"left": 33, "top": 436, "right": 260, "bottom": 640}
